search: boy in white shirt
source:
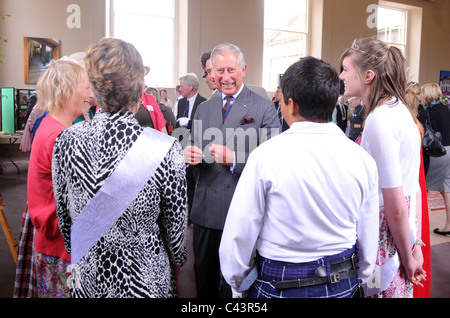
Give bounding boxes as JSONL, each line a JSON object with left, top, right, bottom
{"left": 219, "top": 56, "right": 380, "bottom": 298}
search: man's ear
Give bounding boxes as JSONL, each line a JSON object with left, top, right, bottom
{"left": 288, "top": 98, "right": 299, "bottom": 116}
{"left": 241, "top": 64, "right": 248, "bottom": 78}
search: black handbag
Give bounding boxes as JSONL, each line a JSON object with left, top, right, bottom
{"left": 422, "top": 111, "right": 446, "bottom": 157}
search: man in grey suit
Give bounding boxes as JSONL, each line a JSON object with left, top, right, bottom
{"left": 184, "top": 43, "right": 281, "bottom": 297}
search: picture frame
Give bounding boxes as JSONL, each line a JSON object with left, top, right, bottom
{"left": 23, "top": 37, "right": 60, "bottom": 84}
{"left": 440, "top": 70, "right": 450, "bottom": 98}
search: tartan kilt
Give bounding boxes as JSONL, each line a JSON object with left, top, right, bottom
{"left": 248, "top": 246, "right": 360, "bottom": 298}
{"left": 13, "top": 206, "right": 37, "bottom": 298}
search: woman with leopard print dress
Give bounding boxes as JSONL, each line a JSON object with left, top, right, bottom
{"left": 52, "top": 38, "right": 188, "bottom": 298}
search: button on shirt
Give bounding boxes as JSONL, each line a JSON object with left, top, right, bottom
{"left": 219, "top": 122, "right": 379, "bottom": 294}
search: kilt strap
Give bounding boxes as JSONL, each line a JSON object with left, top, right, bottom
{"left": 273, "top": 254, "right": 358, "bottom": 290}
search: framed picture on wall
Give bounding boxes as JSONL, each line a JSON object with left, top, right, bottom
{"left": 440, "top": 70, "right": 450, "bottom": 98}
{"left": 16, "top": 89, "right": 36, "bottom": 130}
{"left": 23, "top": 37, "right": 60, "bottom": 84}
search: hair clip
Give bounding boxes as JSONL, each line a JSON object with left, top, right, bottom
{"left": 406, "top": 82, "right": 418, "bottom": 91}
{"left": 351, "top": 39, "right": 378, "bottom": 59}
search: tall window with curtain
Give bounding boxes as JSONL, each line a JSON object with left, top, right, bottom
{"left": 110, "top": 0, "right": 176, "bottom": 87}
{"left": 263, "top": 0, "right": 309, "bottom": 91}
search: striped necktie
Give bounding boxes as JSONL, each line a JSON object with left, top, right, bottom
{"left": 184, "top": 99, "right": 190, "bottom": 118}
{"left": 277, "top": 102, "right": 284, "bottom": 123}
{"left": 223, "top": 96, "right": 233, "bottom": 122}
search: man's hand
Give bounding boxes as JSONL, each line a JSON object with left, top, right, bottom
{"left": 184, "top": 145, "right": 204, "bottom": 165}
{"left": 209, "top": 144, "right": 234, "bottom": 166}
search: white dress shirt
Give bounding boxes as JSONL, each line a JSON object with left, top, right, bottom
{"left": 219, "top": 121, "right": 379, "bottom": 296}
{"left": 185, "top": 93, "right": 198, "bottom": 119}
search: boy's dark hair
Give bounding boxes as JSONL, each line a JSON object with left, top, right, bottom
{"left": 281, "top": 56, "right": 339, "bottom": 122}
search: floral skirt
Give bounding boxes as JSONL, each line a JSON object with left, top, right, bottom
{"left": 369, "top": 196, "right": 413, "bottom": 298}
{"left": 32, "top": 248, "right": 71, "bottom": 298}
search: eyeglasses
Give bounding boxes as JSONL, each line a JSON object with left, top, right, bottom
{"left": 351, "top": 39, "right": 378, "bottom": 59}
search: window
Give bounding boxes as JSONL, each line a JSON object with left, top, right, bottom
{"left": 109, "top": 0, "right": 176, "bottom": 87}
{"left": 377, "top": 5, "right": 407, "bottom": 57}
{"left": 263, "top": 0, "right": 309, "bottom": 91}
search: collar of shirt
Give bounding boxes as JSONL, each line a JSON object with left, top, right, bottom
{"left": 188, "top": 93, "right": 198, "bottom": 107}
{"left": 286, "top": 121, "right": 346, "bottom": 137}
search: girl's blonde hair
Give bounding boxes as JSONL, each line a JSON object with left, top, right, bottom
{"left": 36, "top": 59, "right": 85, "bottom": 113}
{"left": 405, "top": 82, "right": 422, "bottom": 117}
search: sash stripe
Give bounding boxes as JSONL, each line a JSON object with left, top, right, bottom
{"left": 71, "top": 128, "right": 175, "bottom": 265}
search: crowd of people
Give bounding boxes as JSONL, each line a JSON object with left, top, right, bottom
{"left": 12, "top": 35, "right": 450, "bottom": 299}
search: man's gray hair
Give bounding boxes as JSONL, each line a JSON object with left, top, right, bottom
{"left": 211, "top": 43, "right": 246, "bottom": 69}
{"left": 179, "top": 73, "right": 199, "bottom": 90}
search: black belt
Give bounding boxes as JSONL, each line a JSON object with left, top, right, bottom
{"left": 273, "top": 254, "right": 358, "bottom": 290}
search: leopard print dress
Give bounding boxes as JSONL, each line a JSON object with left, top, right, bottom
{"left": 52, "top": 110, "right": 187, "bottom": 298}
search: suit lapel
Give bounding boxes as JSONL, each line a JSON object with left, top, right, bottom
{"left": 177, "top": 98, "right": 187, "bottom": 119}
{"left": 205, "top": 94, "right": 224, "bottom": 130}
{"left": 190, "top": 95, "right": 201, "bottom": 120}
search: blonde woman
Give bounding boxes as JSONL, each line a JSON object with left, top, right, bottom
{"left": 27, "top": 58, "right": 94, "bottom": 297}
{"left": 422, "top": 83, "right": 450, "bottom": 238}
{"left": 340, "top": 37, "right": 426, "bottom": 298}
{"left": 406, "top": 81, "right": 431, "bottom": 298}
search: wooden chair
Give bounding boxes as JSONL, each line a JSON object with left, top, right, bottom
{"left": 0, "top": 193, "right": 18, "bottom": 264}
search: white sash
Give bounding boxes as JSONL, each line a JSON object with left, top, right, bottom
{"left": 71, "top": 128, "right": 175, "bottom": 265}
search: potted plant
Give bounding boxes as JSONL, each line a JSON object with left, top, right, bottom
{"left": 0, "top": 13, "right": 11, "bottom": 66}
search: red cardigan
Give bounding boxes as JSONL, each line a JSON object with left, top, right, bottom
{"left": 28, "top": 116, "right": 70, "bottom": 261}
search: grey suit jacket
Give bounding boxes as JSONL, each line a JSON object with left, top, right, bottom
{"left": 189, "top": 85, "right": 281, "bottom": 230}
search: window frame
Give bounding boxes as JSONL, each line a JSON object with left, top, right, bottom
{"left": 262, "top": 0, "right": 310, "bottom": 91}
{"left": 106, "top": 0, "right": 179, "bottom": 88}
{"left": 377, "top": 0, "right": 423, "bottom": 83}
{"left": 377, "top": 3, "right": 409, "bottom": 59}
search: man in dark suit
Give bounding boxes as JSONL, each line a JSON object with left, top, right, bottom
{"left": 273, "top": 86, "right": 289, "bottom": 132}
{"left": 175, "top": 73, "right": 206, "bottom": 219}
{"left": 176, "top": 73, "right": 206, "bottom": 131}
{"left": 348, "top": 97, "right": 364, "bottom": 142}
{"left": 335, "top": 95, "right": 348, "bottom": 133}
{"left": 184, "top": 43, "right": 281, "bottom": 298}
